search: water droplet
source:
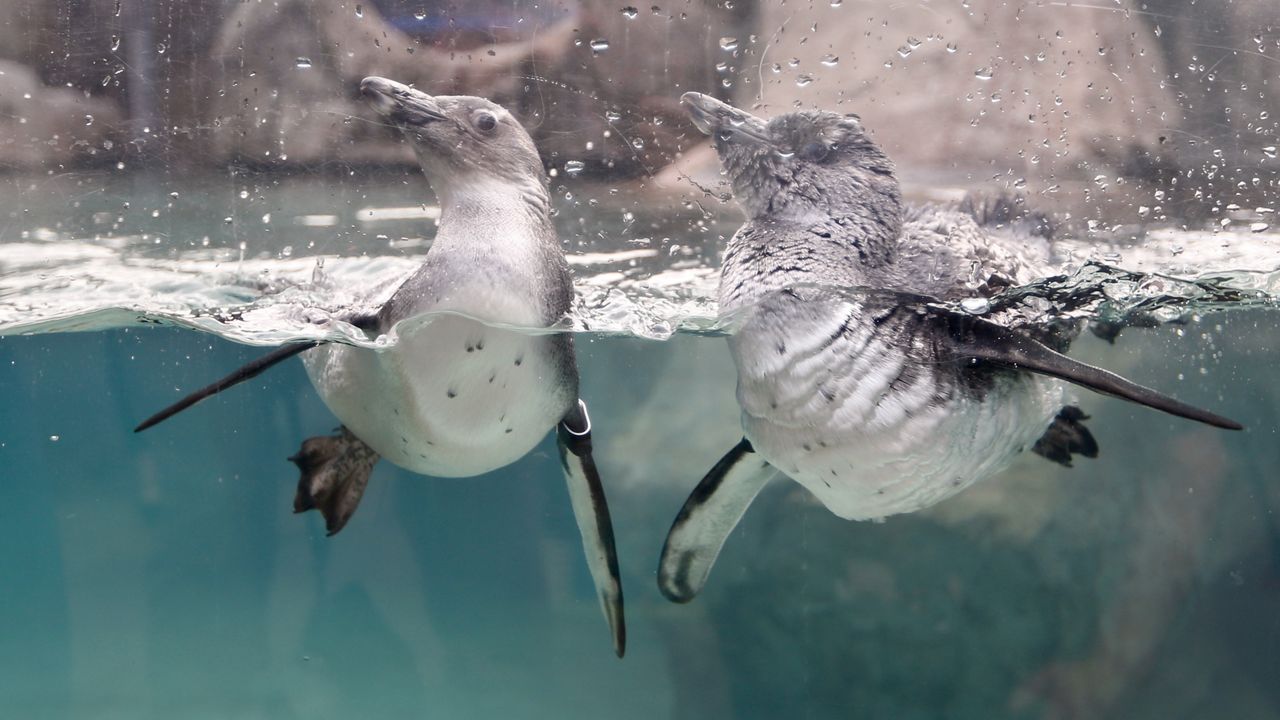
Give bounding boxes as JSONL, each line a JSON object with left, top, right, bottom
{"left": 830, "top": 0, "right": 842, "bottom": 6}
{"left": 974, "top": 67, "right": 994, "bottom": 80}
{"left": 605, "top": 109, "right": 622, "bottom": 122}
{"left": 110, "top": 35, "right": 120, "bottom": 52}
{"left": 355, "top": 3, "right": 363, "bottom": 17}
{"left": 84, "top": 114, "right": 94, "bottom": 126}
{"left": 719, "top": 37, "right": 739, "bottom": 51}
{"left": 565, "top": 160, "right": 585, "bottom": 175}
{"left": 295, "top": 57, "right": 312, "bottom": 69}
{"left": 621, "top": 6, "right": 638, "bottom": 18}
{"left": 631, "top": 138, "right": 645, "bottom": 150}
{"left": 897, "top": 45, "right": 913, "bottom": 58}
{"left": 821, "top": 54, "right": 839, "bottom": 67}
{"left": 49, "top": 435, "right": 60, "bottom": 442}
{"left": 960, "top": 297, "right": 990, "bottom": 315}
{"left": 796, "top": 74, "right": 814, "bottom": 87}
{"left": 590, "top": 38, "right": 610, "bottom": 52}
{"left": 1263, "top": 146, "right": 1277, "bottom": 158}
{"left": 262, "top": 213, "right": 272, "bottom": 224}
{"left": 946, "top": 42, "right": 958, "bottom": 53}
{"left": 155, "top": 42, "right": 166, "bottom": 55}
{"left": 1250, "top": 222, "right": 1270, "bottom": 233}
{"left": 414, "top": 8, "right": 427, "bottom": 20}
{"left": 239, "top": 189, "right": 249, "bottom": 199}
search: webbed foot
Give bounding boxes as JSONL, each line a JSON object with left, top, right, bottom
{"left": 1032, "top": 406, "right": 1099, "bottom": 468}
{"left": 289, "top": 427, "right": 380, "bottom": 536}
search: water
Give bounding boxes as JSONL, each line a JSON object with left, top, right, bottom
{"left": 4, "top": 172, "right": 1280, "bottom": 718}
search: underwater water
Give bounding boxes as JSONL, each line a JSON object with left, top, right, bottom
{"left": 4, "top": 171, "right": 1280, "bottom": 720}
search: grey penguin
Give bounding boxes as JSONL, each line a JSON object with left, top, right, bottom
{"left": 135, "top": 76, "right": 625, "bottom": 656}
{"left": 657, "top": 92, "right": 1242, "bottom": 604}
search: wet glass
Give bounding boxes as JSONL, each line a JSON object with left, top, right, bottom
{"left": 2, "top": 1, "right": 1278, "bottom": 718}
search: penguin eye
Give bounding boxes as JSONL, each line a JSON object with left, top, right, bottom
{"left": 799, "top": 141, "right": 831, "bottom": 162}
{"left": 473, "top": 111, "right": 498, "bottom": 133}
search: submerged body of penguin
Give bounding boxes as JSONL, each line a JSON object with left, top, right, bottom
{"left": 658, "top": 92, "right": 1241, "bottom": 603}
{"left": 137, "top": 77, "right": 624, "bottom": 656}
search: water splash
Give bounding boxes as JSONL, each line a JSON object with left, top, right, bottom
{"left": 3, "top": 221, "right": 1278, "bottom": 348}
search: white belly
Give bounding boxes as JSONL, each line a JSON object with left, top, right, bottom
{"left": 302, "top": 314, "right": 574, "bottom": 477}
{"left": 744, "top": 372, "right": 1063, "bottom": 520}
{"left": 727, "top": 294, "right": 1064, "bottom": 521}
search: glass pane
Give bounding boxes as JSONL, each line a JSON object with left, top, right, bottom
{"left": 1, "top": 1, "right": 1277, "bottom": 718}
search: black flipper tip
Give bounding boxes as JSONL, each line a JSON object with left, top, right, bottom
{"left": 133, "top": 341, "right": 319, "bottom": 433}
{"left": 944, "top": 313, "right": 1244, "bottom": 432}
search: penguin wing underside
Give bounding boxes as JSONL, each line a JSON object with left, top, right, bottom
{"left": 937, "top": 309, "right": 1242, "bottom": 430}
{"left": 657, "top": 438, "right": 777, "bottom": 604}
{"left": 557, "top": 400, "right": 626, "bottom": 658}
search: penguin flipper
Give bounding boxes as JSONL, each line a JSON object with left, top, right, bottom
{"left": 134, "top": 341, "right": 320, "bottom": 432}
{"left": 557, "top": 400, "right": 626, "bottom": 658}
{"left": 1031, "top": 406, "right": 1099, "bottom": 467}
{"left": 290, "top": 426, "right": 380, "bottom": 536}
{"left": 658, "top": 438, "right": 776, "bottom": 604}
{"left": 942, "top": 312, "right": 1243, "bottom": 430}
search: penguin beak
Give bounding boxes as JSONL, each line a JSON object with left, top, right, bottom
{"left": 360, "top": 76, "right": 447, "bottom": 125}
{"left": 680, "top": 92, "right": 771, "bottom": 144}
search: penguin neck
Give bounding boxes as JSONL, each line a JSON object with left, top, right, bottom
{"left": 430, "top": 172, "right": 555, "bottom": 251}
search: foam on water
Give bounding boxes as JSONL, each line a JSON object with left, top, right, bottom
{"left": 3, "top": 221, "right": 1279, "bottom": 348}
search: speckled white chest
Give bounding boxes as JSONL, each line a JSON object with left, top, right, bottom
{"left": 303, "top": 314, "right": 572, "bottom": 478}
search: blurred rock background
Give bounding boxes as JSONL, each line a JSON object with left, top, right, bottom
{"left": 0, "top": 0, "right": 1276, "bottom": 194}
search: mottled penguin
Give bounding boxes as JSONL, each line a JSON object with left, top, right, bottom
{"left": 136, "top": 77, "right": 624, "bottom": 656}
{"left": 657, "top": 92, "right": 1241, "bottom": 604}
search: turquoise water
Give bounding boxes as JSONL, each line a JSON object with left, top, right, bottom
{"left": 3, "top": 172, "right": 1280, "bottom": 718}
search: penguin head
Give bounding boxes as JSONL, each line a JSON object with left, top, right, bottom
{"left": 682, "top": 92, "right": 901, "bottom": 227}
{"left": 360, "top": 76, "right": 546, "bottom": 201}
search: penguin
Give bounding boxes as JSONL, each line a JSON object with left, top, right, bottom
{"left": 657, "top": 92, "right": 1241, "bottom": 604}
{"left": 136, "top": 77, "right": 625, "bottom": 657}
